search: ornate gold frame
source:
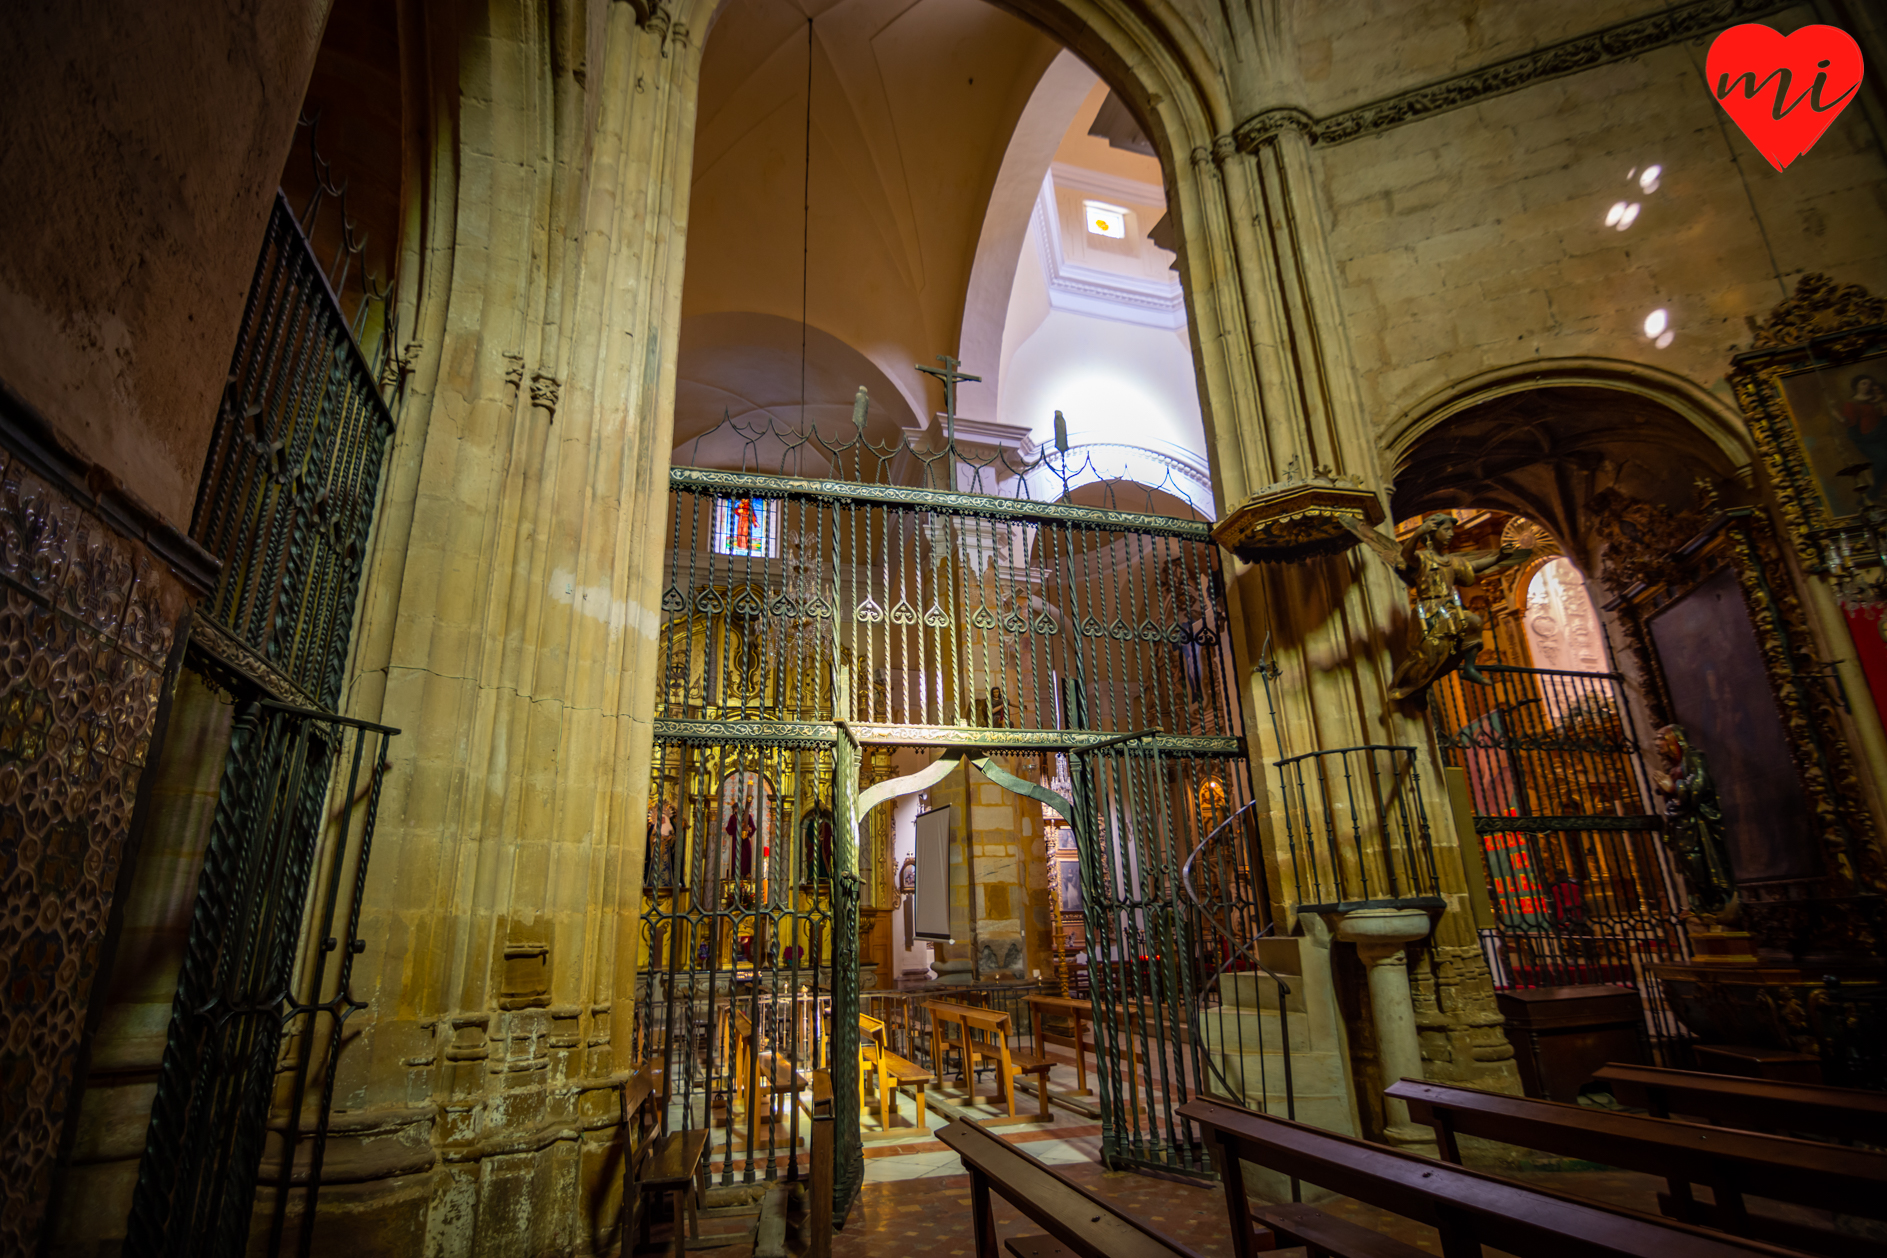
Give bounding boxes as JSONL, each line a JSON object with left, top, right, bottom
{"left": 1606, "top": 507, "right": 1887, "bottom": 957}
{"left": 1726, "top": 275, "right": 1887, "bottom": 565}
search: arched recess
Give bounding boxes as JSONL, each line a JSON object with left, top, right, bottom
{"left": 953, "top": 49, "right": 1101, "bottom": 424}
{"left": 1384, "top": 360, "right": 1754, "bottom": 575}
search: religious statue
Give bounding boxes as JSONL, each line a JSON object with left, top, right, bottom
{"left": 1341, "top": 512, "right": 1531, "bottom": 701}
{"left": 1649, "top": 724, "right": 1737, "bottom": 920}
{"left": 800, "top": 799, "right": 835, "bottom": 884}
{"left": 723, "top": 800, "right": 757, "bottom": 881}
{"left": 645, "top": 799, "right": 676, "bottom": 887}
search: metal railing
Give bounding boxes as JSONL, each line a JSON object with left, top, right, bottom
{"left": 1274, "top": 744, "right": 1441, "bottom": 913}
{"left": 190, "top": 190, "right": 395, "bottom": 710}
{"left": 1431, "top": 665, "right": 1689, "bottom": 1060}
{"left": 126, "top": 704, "right": 397, "bottom": 1258}
{"left": 1182, "top": 799, "right": 1296, "bottom": 1165}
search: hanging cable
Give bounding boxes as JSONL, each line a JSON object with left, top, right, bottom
{"left": 800, "top": 15, "right": 813, "bottom": 436}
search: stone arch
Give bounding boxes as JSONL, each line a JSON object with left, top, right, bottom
{"left": 1383, "top": 359, "right": 1754, "bottom": 574}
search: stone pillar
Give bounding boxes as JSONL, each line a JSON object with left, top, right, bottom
{"left": 1334, "top": 908, "right": 1439, "bottom": 1153}
{"left": 1182, "top": 100, "right": 1520, "bottom": 1109}
{"left": 318, "top": 4, "right": 706, "bottom": 1251}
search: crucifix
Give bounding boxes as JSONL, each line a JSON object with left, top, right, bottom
{"left": 915, "top": 353, "right": 981, "bottom": 447}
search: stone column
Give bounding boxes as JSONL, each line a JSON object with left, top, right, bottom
{"left": 322, "top": 3, "right": 707, "bottom": 1252}
{"left": 1183, "top": 103, "right": 1520, "bottom": 1109}
{"left": 1334, "top": 908, "right": 1439, "bottom": 1153}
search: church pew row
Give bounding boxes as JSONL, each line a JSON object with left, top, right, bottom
{"left": 1387, "top": 1078, "right": 1887, "bottom": 1258}
{"left": 1592, "top": 1062, "right": 1887, "bottom": 1145}
{"left": 1177, "top": 1096, "right": 1811, "bottom": 1258}
{"left": 936, "top": 1118, "right": 1233, "bottom": 1258}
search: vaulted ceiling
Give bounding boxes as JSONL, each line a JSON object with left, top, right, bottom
{"left": 680, "top": 0, "right": 1063, "bottom": 451}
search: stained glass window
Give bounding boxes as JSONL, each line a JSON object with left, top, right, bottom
{"left": 712, "top": 496, "right": 777, "bottom": 558}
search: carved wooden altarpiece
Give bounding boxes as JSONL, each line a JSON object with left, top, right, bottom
{"left": 1602, "top": 501, "right": 1886, "bottom": 964}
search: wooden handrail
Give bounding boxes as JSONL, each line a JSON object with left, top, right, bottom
{"left": 937, "top": 1118, "right": 1205, "bottom": 1258}
{"left": 1179, "top": 1096, "right": 1805, "bottom": 1258}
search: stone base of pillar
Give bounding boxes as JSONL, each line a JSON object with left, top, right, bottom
{"left": 1333, "top": 908, "right": 1441, "bottom": 1158}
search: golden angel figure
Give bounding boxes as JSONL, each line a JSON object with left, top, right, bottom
{"left": 1342, "top": 512, "right": 1532, "bottom": 701}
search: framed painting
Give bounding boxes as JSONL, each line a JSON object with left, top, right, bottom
{"left": 1727, "top": 280, "right": 1885, "bottom": 556}
{"left": 1777, "top": 356, "right": 1887, "bottom": 519}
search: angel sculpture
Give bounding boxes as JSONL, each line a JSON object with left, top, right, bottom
{"left": 1341, "top": 512, "right": 1532, "bottom": 701}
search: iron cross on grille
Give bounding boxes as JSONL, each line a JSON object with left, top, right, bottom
{"left": 915, "top": 354, "right": 981, "bottom": 447}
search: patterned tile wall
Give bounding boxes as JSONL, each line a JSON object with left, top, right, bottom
{"left": 0, "top": 449, "right": 191, "bottom": 1253}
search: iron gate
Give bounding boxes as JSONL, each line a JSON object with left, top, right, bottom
{"left": 126, "top": 702, "right": 396, "bottom": 1258}
{"left": 1431, "top": 664, "right": 1691, "bottom": 1050}
{"left": 642, "top": 400, "right": 1275, "bottom": 1210}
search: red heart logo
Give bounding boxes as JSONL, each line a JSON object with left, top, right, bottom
{"left": 1707, "top": 24, "right": 1863, "bottom": 171}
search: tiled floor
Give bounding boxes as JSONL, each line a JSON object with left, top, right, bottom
{"left": 651, "top": 1051, "right": 1887, "bottom": 1256}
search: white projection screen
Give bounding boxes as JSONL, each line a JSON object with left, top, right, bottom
{"left": 913, "top": 805, "right": 952, "bottom": 942}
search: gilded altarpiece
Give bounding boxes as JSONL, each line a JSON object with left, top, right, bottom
{"left": 1607, "top": 504, "right": 1887, "bottom": 960}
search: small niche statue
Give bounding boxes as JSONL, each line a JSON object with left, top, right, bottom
{"left": 1342, "top": 512, "right": 1532, "bottom": 701}
{"left": 1649, "top": 724, "right": 1737, "bottom": 921}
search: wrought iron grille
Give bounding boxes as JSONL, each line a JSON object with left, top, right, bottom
{"left": 1066, "top": 742, "right": 1273, "bottom": 1176}
{"left": 1273, "top": 744, "right": 1442, "bottom": 913}
{"left": 658, "top": 477, "right": 1242, "bottom": 746}
{"left": 126, "top": 702, "right": 396, "bottom": 1258}
{"left": 1430, "top": 665, "right": 1690, "bottom": 1053}
{"left": 633, "top": 738, "right": 843, "bottom": 1186}
{"left": 190, "top": 191, "right": 396, "bottom": 710}
{"left": 649, "top": 406, "right": 1270, "bottom": 1204}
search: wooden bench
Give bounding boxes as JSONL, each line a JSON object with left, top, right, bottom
{"left": 622, "top": 1060, "right": 710, "bottom": 1258}
{"left": 732, "top": 1009, "right": 809, "bottom": 1128}
{"left": 938, "top": 1116, "right": 1227, "bottom": 1258}
{"left": 876, "top": 1048, "right": 934, "bottom": 1128}
{"left": 1692, "top": 1044, "right": 1822, "bottom": 1084}
{"left": 1178, "top": 1095, "right": 1805, "bottom": 1258}
{"left": 928, "top": 1001, "right": 1052, "bottom": 1120}
{"left": 1594, "top": 1061, "right": 1887, "bottom": 1145}
{"left": 1388, "top": 1077, "right": 1887, "bottom": 1258}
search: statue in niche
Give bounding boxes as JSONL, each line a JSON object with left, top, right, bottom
{"left": 800, "top": 798, "right": 835, "bottom": 884}
{"left": 645, "top": 799, "right": 677, "bottom": 887}
{"left": 1342, "top": 512, "right": 1532, "bottom": 701}
{"left": 1649, "top": 724, "right": 1737, "bottom": 921}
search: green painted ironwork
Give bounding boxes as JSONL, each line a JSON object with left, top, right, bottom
{"left": 649, "top": 392, "right": 1273, "bottom": 1211}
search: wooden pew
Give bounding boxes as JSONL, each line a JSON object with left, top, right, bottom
{"left": 1178, "top": 1096, "right": 1806, "bottom": 1258}
{"left": 928, "top": 1001, "right": 1053, "bottom": 1120}
{"left": 621, "top": 1059, "right": 710, "bottom": 1258}
{"left": 732, "top": 1008, "right": 809, "bottom": 1128}
{"left": 1593, "top": 1062, "right": 1887, "bottom": 1145}
{"left": 1388, "top": 1077, "right": 1887, "bottom": 1258}
{"left": 937, "top": 1117, "right": 1233, "bottom": 1258}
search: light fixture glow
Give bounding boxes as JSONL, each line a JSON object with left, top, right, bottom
{"left": 1639, "top": 165, "right": 1662, "bottom": 193}
{"left": 1605, "top": 201, "right": 1627, "bottom": 226}
{"left": 1084, "top": 200, "right": 1126, "bottom": 239}
{"left": 1615, "top": 203, "right": 1640, "bottom": 230}
{"left": 1655, "top": 330, "right": 1674, "bottom": 349}
{"left": 1644, "top": 308, "right": 1668, "bottom": 337}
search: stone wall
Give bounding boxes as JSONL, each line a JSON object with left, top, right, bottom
{"left": 0, "top": 0, "right": 330, "bottom": 528}
{"left": 1314, "top": 18, "right": 1887, "bottom": 437}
